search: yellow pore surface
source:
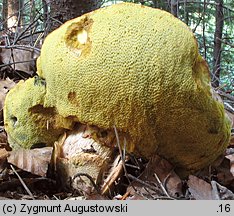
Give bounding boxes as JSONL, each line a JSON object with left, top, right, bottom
{"left": 6, "top": 3, "right": 231, "bottom": 171}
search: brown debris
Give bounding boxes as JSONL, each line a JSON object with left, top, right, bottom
{"left": 187, "top": 175, "right": 214, "bottom": 200}
{"left": 187, "top": 175, "right": 234, "bottom": 200}
{"left": 127, "top": 155, "right": 182, "bottom": 199}
{"left": 225, "top": 154, "right": 234, "bottom": 177}
{"left": 0, "top": 148, "right": 9, "bottom": 172}
{"left": 7, "top": 147, "right": 53, "bottom": 177}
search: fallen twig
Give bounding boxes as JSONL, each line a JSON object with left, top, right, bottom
{"left": 10, "top": 165, "right": 35, "bottom": 200}
{"left": 154, "top": 173, "right": 171, "bottom": 198}
{"left": 113, "top": 126, "right": 132, "bottom": 185}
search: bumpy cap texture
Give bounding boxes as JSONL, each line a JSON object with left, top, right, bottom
{"left": 4, "top": 77, "right": 74, "bottom": 149}
{"left": 4, "top": 3, "right": 231, "bottom": 171}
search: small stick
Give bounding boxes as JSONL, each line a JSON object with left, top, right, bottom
{"left": 121, "top": 191, "right": 130, "bottom": 200}
{"left": 128, "top": 174, "right": 158, "bottom": 193}
{"left": 153, "top": 172, "right": 171, "bottom": 198}
{"left": 125, "top": 163, "right": 141, "bottom": 170}
{"left": 0, "top": 59, "right": 37, "bottom": 68}
{"left": 113, "top": 126, "right": 131, "bottom": 185}
{"left": 10, "top": 165, "right": 35, "bottom": 200}
{"left": 0, "top": 45, "right": 41, "bottom": 52}
{"left": 53, "top": 195, "right": 60, "bottom": 200}
{"left": 143, "top": 186, "right": 156, "bottom": 199}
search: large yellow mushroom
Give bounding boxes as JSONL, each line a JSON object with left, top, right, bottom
{"left": 4, "top": 3, "right": 231, "bottom": 173}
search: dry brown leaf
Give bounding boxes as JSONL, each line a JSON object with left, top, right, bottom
{"left": 216, "top": 157, "right": 234, "bottom": 187}
{"left": 0, "top": 131, "right": 7, "bottom": 143}
{"left": 7, "top": 147, "right": 53, "bottom": 177}
{"left": 225, "top": 154, "right": 234, "bottom": 177}
{"left": 150, "top": 155, "right": 182, "bottom": 197}
{"left": 0, "top": 148, "right": 9, "bottom": 160}
{"left": 187, "top": 175, "right": 213, "bottom": 200}
{"left": 0, "top": 128, "right": 9, "bottom": 150}
{"left": 127, "top": 155, "right": 182, "bottom": 198}
{"left": 212, "top": 181, "right": 234, "bottom": 200}
{"left": 0, "top": 148, "right": 9, "bottom": 172}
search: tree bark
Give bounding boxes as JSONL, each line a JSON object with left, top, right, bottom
{"left": 49, "top": 0, "right": 102, "bottom": 31}
{"left": 7, "top": 0, "right": 20, "bottom": 31}
{"left": 42, "top": 0, "right": 48, "bottom": 27}
{"left": 212, "top": 0, "right": 224, "bottom": 88}
{"left": 170, "top": 0, "right": 178, "bottom": 17}
{"left": 2, "top": 0, "right": 8, "bottom": 30}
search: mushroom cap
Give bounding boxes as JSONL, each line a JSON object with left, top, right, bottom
{"left": 4, "top": 3, "right": 231, "bottom": 171}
